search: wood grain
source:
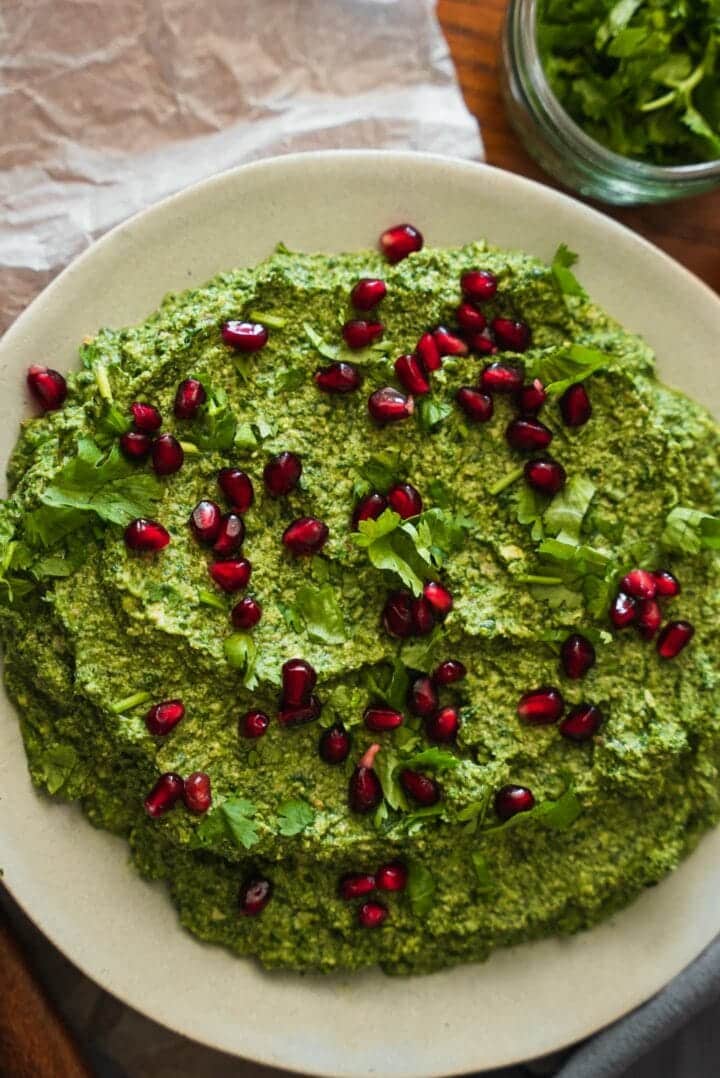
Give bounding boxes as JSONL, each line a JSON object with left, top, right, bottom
{"left": 438, "top": 0, "right": 720, "bottom": 293}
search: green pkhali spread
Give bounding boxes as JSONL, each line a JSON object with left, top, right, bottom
{"left": 2, "top": 239, "right": 719, "bottom": 976}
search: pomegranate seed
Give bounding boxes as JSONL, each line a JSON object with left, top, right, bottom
{"left": 425, "top": 705, "right": 460, "bottom": 742}
{"left": 209, "top": 558, "right": 251, "bottom": 592}
{"left": 144, "top": 773, "right": 184, "bottom": 817}
{"left": 231, "top": 596, "right": 262, "bottom": 629}
{"left": 314, "top": 361, "right": 361, "bottom": 393}
{"left": 120, "top": 431, "right": 153, "bottom": 461}
{"left": 383, "top": 590, "right": 414, "bottom": 638}
{"left": 131, "top": 402, "right": 162, "bottom": 432}
{"left": 184, "top": 771, "right": 212, "bottom": 814}
{"left": 174, "top": 378, "right": 206, "bottom": 419}
{"left": 340, "top": 873, "right": 376, "bottom": 900}
{"left": 461, "top": 269, "right": 498, "bottom": 302}
{"left": 621, "top": 569, "right": 657, "bottom": 600}
{"left": 516, "top": 379, "right": 546, "bottom": 414}
{"left": 358, "top": 901, "right": 388, "bottom": 928}
{"left": 190, "top": 500, "right": 222, "bottom": 544}
{"left": 221, "top": 321, "right": 268, "bottom": 352}
{"left": 368, "top": 387, "right": 414, "bottom": 423}
{"left": 282, "top": 658, "right": 317, "bottom": 707}
{"left": 218, "top": 468, "right": 254, "bottom": 513}
{"left": 351, "top": 277, "right": 387, "bottom": 310}
{"left": 524, "top": 458, "right": 566, "bottom": 496}
{"left": 411, "top": 596, "right": 435, "bottom": 636}
{"left": 349, "top": 743, "right": 383, "bottom": 813}
{"left": 319, "top": 723, "right": 351, "bottom": 764}
{"left": 282, "top": 517, "right": 329, "bottom": 555}
{"left": 387, "top": 482, "right": 423, "bottom": 519}
{"left": 343, "top": 320, "right": 383, "bottom": 350}
{"left": 278, "top": 695, "right": 322, "bottom": 726}
{"left": 379, "top": 223, "right": 423, "bottom": 263}
{"left": 560, "top": 382, "right": 592, "bottom": 427}
{"left": 364, "top": 707, "right": 404, "bottom": 732}
{"left": 491, "top": 318, "right": 531, "bottom": 352}
{"left": 152, "top": 433, "right": 184, "bottom": 475}
{"left": 423, "top": 581, "right": 453, "bottom": 617}
{"left": 495, "top": 784, "right": 535, "bottom": 821}
{"left": 560, "top": 704, "right": 603, "bottom": 742}
{"left": 416, "top": 332, "right": 442, "bottom": 372}
{"left": 352, "top": 492, "right": 388, "bottom": 529}
{"left": 480, "top": 361, "right": 525, "bottom": 394}
{"left": 653, "top": 570, "right": 680, "bottom": 597}
{"left": 376, "top": 862, "right": 408, "bottom": 891}
{"left": 264, "top": 451, "right": 302, "bottom": 496}
{"left": 239, "top": 877, "right": 272, "bottom": 916}
{"left": 657, "top": 620, "right": 694, "bottom": 659}
{"left": 400, "top": 768, "right": 440, "bottom": 806}
{"left": 394, "top": 354, "right": 430, "bottom": 396}
{"left": 213, "top": 512, "right": 245, "bottom": 556}
{"left": 456, "top": 387, "right": 493, "bottom": 423}
{"left": 637, "top": 598, "right": 662, "bottom": 640}
{"left": 145, "top": 699, "right": 185, "bottom": 736}
{"left": 506, "top": 417, "right": 553, "bottom": 451}
{"left": 434, "top": 326, "right": 469, "bottom": 357}
{"left": 517, "top": 686, "right": 564, "bottom": 725}
{"left": 407, "top": 676, "right": 438, "bottom": 717}
{"left": 432, "top": 659, "right": 467, "bottom": 685}
{"left": 470, "top": 332, "right": 499, "bottom": 356}
{"left": 27, "top": 365, "right": 67, "bottom": 411}
{"left": 561, "top": 634, "right": 596, "bottom": 679}
{"left": 124, "top": 519, "right": 170, "bottom": 552}
{"left": 456, "top": 303, "right": 487, "bottom": 333}
{"left": 610, "top": 591, "right": 638, "bottom": 628}
{"left": 240, "top": 709, "right": 270, "bottom": 739}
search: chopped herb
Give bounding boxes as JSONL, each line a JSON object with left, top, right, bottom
{"left": 487, "top": 787, "right": 582, "bottom": 834}
{"left": 551, "top": 244, "right": 587, "bottom": 299}
{"left": 356, "top": 451, "right": 403, "bottom": 495}
{"left": 526, "top": 344, "right": 607, "bottom": 397}
{"left": 39, "top": 440, "right": 161, "bottom": 527}
{"left": 416, "top": 397, "right": 452, "bottom": 433}
{"left": 193, "top": 386, "right": 237, "bottom": 451}
{"left": 198, "top": 588, "right": 227, "bottom": 611}
{"left": 661, "top": 506, "right": 720, "bottom": 555}
{"left": 223, "top": 633, "right": 258, "bottom": 688}
{"left": 220, "top": 798, "right": 260, "bottom": 849}
{"left": 303, "top": 322, "right": 339, "bottom": 361}
{"left": 277, "top": 799, "right": 315, "bottom": 836}
{"left": 404, "top": 748, "right": 460, "bottom": 772}
{"left": 543, "top": 476, "right": 596, "bottom": 541}
{"left": 286, "top": 584, "right": 347, "bottom": 645}
{"left": 490, "top": 465, "right": 525, "bottom": 497}
{"left": 40, "top": 743, "right": 78, "bottom": 795}
{"left": 110, "top": 690, "right": 152, "bottom": 715}
{"left": 406, "top": 861, "right": 437, "bottom": 917}
{"left": 351, "top": 507, "right": 471, "bottom": 595}
{"left": 471, "top": 852, "right": 494, "bottom": 892}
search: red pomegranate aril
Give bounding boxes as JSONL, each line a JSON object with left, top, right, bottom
{"left": 218, "top": 468, "right": 254, "bottom": 513}
{"left": 125, "top": 519, "right": 170, "bottom": 552}
{"left": 145, "top": 699, "right": 185, "bottom": 736}
{"left": 343, "top": 320, "right": 383, "bottom": 350}
{"left": 517, "top": 686, "right": 564, "bottom": 725}
{"left": 432, "top": 659, "right": 467, "bottom": 685}
{"left": 368, "top": 387, "right": 414, "bottom": 423}
{"left": 461, "top": 269, "right": 498, "bottom": 302}
{"left": 364, "top": 707, "right": 404, "bottom": 732}
{"left": 131, "top": 402, "right": 162, "bottom": 432}
{"left": 174, "top": 378, "right": 206, "bottom": 420}
{"left": 120, "top": 431, "right": 153, "bottom": 461}
{"left": 657, "top": 620, "right": 694, "bottom": 660}
{"left": 637, "top": 598, "right": 662, "bottom": 640}
{"left": 231, "top": 596, "right": 262, "bottom": 629}
{"left": 282, "top": 658, "right": 317, "bottom": 707}
{"left": 471, "top": 332, "right": 499, "bottom": 356}
{"left": 387, "top": 482, "right": 423, "bottom": 519}
{"left": 264, "top": 451, "right": 302, "bottom": 496}
{"left": 351, "top": 277, "right": 387, "bottom": 310}
{"left": 408, "top": 676, "right": 438, "bottom": 717}
{"left": 561, "top": 634, "right": 596, "bottom": 680}
{"left": 352, "top": 492, "right": 388, "bottom": 529}
{"left": 621, "top": 569, "right": 657, "bottom": 600}
{"left": 516, "top": 379, "right": 546, "bottom": 415}
{"left": 27, "top": 365, "right": 67, "bottom": 411}
{"left": 416, "top": 332, "right": 442, "bottom": 372}
{"left": 144, "top": 773, "right": 184, "bottom": 817}
{"left": 495, "top": 784, "right": 535, "bottom": 821}
{"left": 379, "top": 223, "right": 423, "bottom": 263}
{"left": 425, "top": 706, "right": 460, "bottom": 743}
{"left": 610, "top": 591, "right": 638, "bottom": 628}
{"left": 456, "top": 386, "right": 493, "bottom": 423}
{"left": 209, "top": 558, "right": 251, "bottom": 593}
{"left": 434, "top": 326, "right": 469, "bottom": 357}
{"left": 314, "top": 361, "right": 361, "bottom": 393}
{"left": 400, "top": 768, "right": 440, "bottom": 806}
{"left": 184, "top": 771, "right": 212, "bottom": 814}
{"left": 190, "top": 500, "right": 222, "bottom": 544}
{"left": 480, "top": 361, "right": 525, "bottom": 394}
{"left": 240, "top": 709, "right": 270, "bottom": 739}
{"left": 282, "top": 517, "right": 329, "bottom": 556}
{"left": 423, "top": 581, "right": 453, "bottom": 617}
{"left": 491, "top": 318, "right": 531, "bottom": 353}
{"left": 152, "top": 433, "right": 184, "bottom": 476}
{"left": 653, "top": 570, "right": 680, "bottom": 597}
{"left": 383, "top": 590, "right": 414, "bottom": 638}
{"left": 239, "top": 877, "right": 272, "bottom": 916}
{"left": 394, "top": 354, "right": 430, "bottom": 396}
{"left": 411, "top": 596, "right": 435, "bottom": 636}
{"left": 358, "top": 901, "right": 388, "bottom": 928}
{"left": 319, "top": 723, "right": 351, "bottom": 764}
{"left": 506, "top": 417, "right": 553, "bottom": 451}
{"left": 560, "top": 704, "right": 603, "bottom": 742}
{"left": 349, "top": 743, "right": 383, "bottom": 813}
{"left": 212, "top": 512, "right": 245, "bottom": 556}
{"left": 560, "top": 383, "right": 592, "bottom": 427}
{"left": 456, "top": 303, "right": 487, "bottom": 333}
{"left": 524, "top": 458, "right": 566, "bottom": 496}
{"left": 376, "top": 861, "right": 408, "bottom": 892}
{"left": 339, "top": 873, "right": 376, "bottom": 900}
{"left": 278, "top": 695, "right": 322, "bottom": 727}
{"left": 221, "top": 320, "right": 268, "bottom": 352}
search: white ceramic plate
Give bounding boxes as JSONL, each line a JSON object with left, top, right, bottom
{"left": 1, "top": 152, "right": 719, "bottom": 1078}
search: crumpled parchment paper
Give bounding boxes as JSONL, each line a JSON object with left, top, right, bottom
{"left": 0, "top": 0, "right": 483, "bottom": 335}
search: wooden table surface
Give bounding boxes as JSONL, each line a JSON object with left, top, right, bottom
{"left": 438, "top": 0, "right": 720, "bottom": 294}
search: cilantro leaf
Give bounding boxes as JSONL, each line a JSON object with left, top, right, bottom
{"left": 527, "top": 344, "right": 607, "bottom": 397}
{"left": 661, "top": 506, "right": 720, "bottom": 555}
{"left": 220, "top": 799, "right": 260, "bottom": 849}
{"left": 543, "top": 476, "right": 596, "bottom": 541}
{"left": 40, "top": 743, "right": 78, "bottom": 795}
{"left": 277, "top": 799, "right": 315, "bottom": 836}
{"left": 39, "top": 441, "right": 161, "bottom": 526}
{"left": 406, "top": 861, "right": 437, "bottom": 917}
{"left": 489, "top": 787, "right": 582, "bottom": 834}
{"left": 416, "top": 397, "right": 452, "bottom": 433}
{"left": 404, "top": 748, "right": 460, "bottom": 772}
{"left": 303, "top": 322, "right": 339, "bottom": 361}
{"left": 286, "top": 584, "right": 347, "bottom": 645}
{"left": 224, "top": 632, "right": 258, "bottom": 689}
{"left": 356, "top": 451, "right": 403, "bottom": 494}
{"left": 551, "top": 244, "right": 587, "bottom": 298}
{"left": 471, "top": 851, "right": 494, "bottom": 892}
{"left": 375, "top": 745, "right": 409, "bottom": 813}
{"left": 193, "top": 386, "right": 237, "bottom": 451}
{"left": 352, "top": 508, "right": 470, "bottom": 596}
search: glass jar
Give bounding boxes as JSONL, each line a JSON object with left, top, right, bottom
{"left": 501, "top": 0, "right": 720, "bottom": 206}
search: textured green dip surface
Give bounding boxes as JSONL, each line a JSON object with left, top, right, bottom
{"left": 1, "top": 240, "right": 719, "bottom": 975}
